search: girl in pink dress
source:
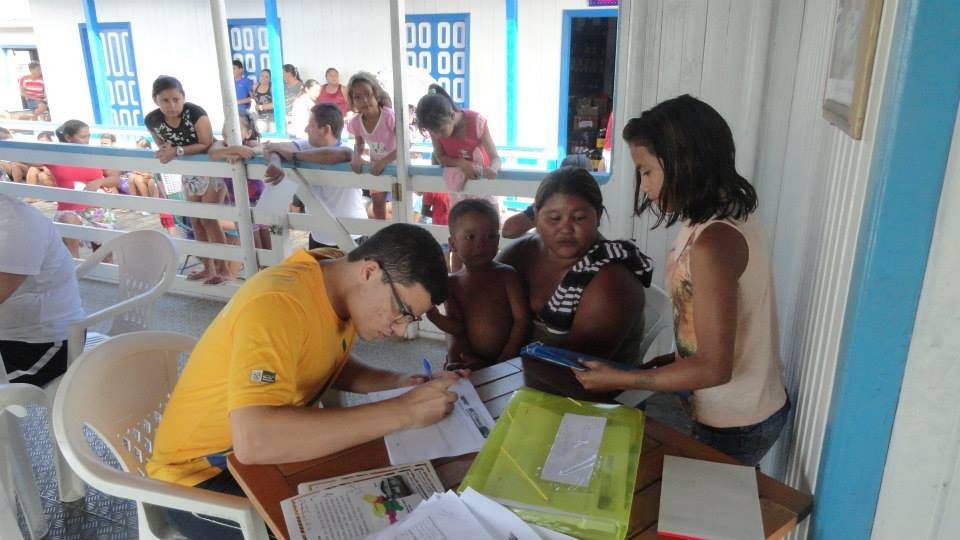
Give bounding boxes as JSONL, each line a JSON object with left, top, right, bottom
{"left": 416, "top": 85, "right": 502, "bottom": 270}
{"left": 345, "top": 72, "right": 396, "bottom": 219}
{"left": 415, "top": 85, "right": 501, "bottom": 203}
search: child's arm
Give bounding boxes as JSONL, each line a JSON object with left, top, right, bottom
{"left": 496, "top": 267, "right": 530, "bottom": 361}
{"left": 421, "top": 194, "right": 434, "bottom": 219}
{"left": 426, "top": 295, "right": 466, "bottom": 337}
{"left": 447, "top": 337, "right": 486, "bottom": 370}
{"left": 84, "top": 169, "right": 123, "bottom": 191}
{"left": 208, "top": 140, "right": 257, "bottom": 163}
{"left": 370, "top": 149, "right": 396, "bottom": 176}
{"left": 351, "top": 135, "right": 366, "bottom": 174}
{"left": 154, "top": 115, "right": 214, "bottom": 163}
{"left": 479, "top": 124, "right": 501, "bottom": 179}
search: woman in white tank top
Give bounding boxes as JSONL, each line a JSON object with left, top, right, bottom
{"left": 574, "top": 95, "right": 788, "bottom": 465}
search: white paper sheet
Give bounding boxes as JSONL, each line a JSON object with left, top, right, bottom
{"left": 530, "top": 525, "right": 577, "bottom": 540}
{"left": 658, "top": 455, "right": 764, "bottom": 540}
{"left": 459, "top": 488, "right": 543, "bottom": 540}
{"left": 359, "top": 379, "right": 496, "bottom": 465}
{"left": 540, "top": 414, "right": 606, "bottom": 487}
{"left": 256, "top": 177, "right": 299, "bottom": 215}
{"left": 363, "top": 491, "right": 493, "bottom": 540}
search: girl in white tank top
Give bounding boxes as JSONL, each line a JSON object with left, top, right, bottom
{"left": 573, "top": 95, "right": 788, "bottom": 465}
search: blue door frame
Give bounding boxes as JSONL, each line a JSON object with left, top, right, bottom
{"left": 557, "top": 9, "right": 617, "bottom": 162}
{"left": 812, "top": 0, "right": 960, "bottom": 537}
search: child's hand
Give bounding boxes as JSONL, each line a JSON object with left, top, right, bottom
{"left": 264, "top": 163, "right": 285, "bottom": 185}
{"left": 225, "top": 147, "right": 256, "bottom": 164}
{"left": 481, "top": 166, "right": 498, "bottom": 180}
{"left": 573, "top": 360, "right": 630, "bottom": 392}
{"left": 370, "top": 158, "right": 388, "bottom": 176}
{"left": 155, "top": 144, "right": 177, "bottom": 164}
{"left": 350, "top": 156, "right": 364, "bottom": 174}
{"left": 458, "top": 163, "right": 480, "bottom": 180}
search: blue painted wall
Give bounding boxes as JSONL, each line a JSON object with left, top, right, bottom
{"left": 812, "top": 0, "right": 960, "bottom": 537}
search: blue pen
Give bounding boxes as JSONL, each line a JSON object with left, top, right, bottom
{"left": 422, "top": 358, "right": 433, "bottom": 380}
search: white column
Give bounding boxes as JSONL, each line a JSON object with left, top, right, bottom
{"left": 209, "top": 0, "right": 258, "bottom": 278}
{"left": 389, "top": 0, "right": 412, "bottom": 225}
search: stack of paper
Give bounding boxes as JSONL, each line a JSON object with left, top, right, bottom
{"left": 281, "top": 462, "right": 443, "bottom": 540}
{"left": 364, "top": 488, "right": 575, "bottom": 540}
{"left": 351, "top": 379, "right": 496, "bottom": 465}
{"left": 657, "top": 455, "right": 764, "bottom": 540}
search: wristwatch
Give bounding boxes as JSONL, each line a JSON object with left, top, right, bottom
{"left": 175, "top": 145, "right": 184, "bottom": 157}
{"left": 292, "top": 151, "right": 300, "bottom": 166}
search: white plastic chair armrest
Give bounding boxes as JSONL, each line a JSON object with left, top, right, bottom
{"left": 0, "top": 383, "right": 49, "bottom": 413}
{"left": 1, "top": 384, "right": 85, "bottom": 501}
{"left": 74, "top": 245, "right": 115, "bottom": 280}
{"left": 66, "top": 453, "right": 254, "bottom": 521}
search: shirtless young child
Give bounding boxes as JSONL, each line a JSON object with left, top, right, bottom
{"left": 427, "top": 199, "right": 529, "bottom": 370}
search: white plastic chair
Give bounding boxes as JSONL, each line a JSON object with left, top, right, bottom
{"left": 636, "top": 284, "right": 673, "bottom": 362}
{"left": 51, "top": 331, "right": 268, "bottom": 540}
{"left": 0, "top": 382, "right": 85, "bottom": 540}
{"left": 617, "top": 284, "right": 674, "bottom": 407}
{"left": 68, "top": 230, "right": 178, "bottom": 365}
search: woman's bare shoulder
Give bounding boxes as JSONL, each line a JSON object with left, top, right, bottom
{"left": 497, "top": 234, "right": 539, "bottom": 267}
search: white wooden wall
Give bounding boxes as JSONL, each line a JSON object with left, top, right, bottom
{"left": 872, "top": 108, "right": 960, "bottom": 540}
{"left": 623, "top": 0, "right": 774, "bottom": 295}
{"left": 753, "top": 0, "right": 900, "bottom": 538}
{"left": 25, "top": 0, "right": 614, "bottom": 154}
{"left": 29, "top": 0, "right": 225, "bottom": 129}
{"left": 0, "top": 1, "right": 41, "bottom": 113}
{"left": 514, "top": 0, "right": 614, "bottom": 151}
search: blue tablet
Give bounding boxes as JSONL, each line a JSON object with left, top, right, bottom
{"left": 520, "top": 342, "right": 635, "bottom": 372}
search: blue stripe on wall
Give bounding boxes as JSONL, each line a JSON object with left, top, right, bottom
{"left": 506, "top": 0, "right": 518, "bottom": 146}
{"left": 811, "top": 0, "right": 960, "bottom": 538}
{"left": 80, "top": 0, "right": 113, "bottom": 125}
{"left": 264, "top": 0, "right": 286, "bottom": 136}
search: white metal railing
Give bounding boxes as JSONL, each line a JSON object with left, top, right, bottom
{"left": 0, "top": 0, "right": 623, "bottom": 331}
{"left": 0, "top": 140, "right": 545, "bottom": 308}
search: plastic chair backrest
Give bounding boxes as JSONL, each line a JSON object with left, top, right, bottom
{"left": 54, "top": 332, "right": 194, "bottom": 479}
{"left": 637, "top": 284, "right": 673, "bottom": 363}
{"left": 105, "top": 230, "right": 178, "bottom": 336}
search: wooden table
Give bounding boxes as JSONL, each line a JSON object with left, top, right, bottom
{"left": 228, "top": 360, "right": 812, "bottom": 539}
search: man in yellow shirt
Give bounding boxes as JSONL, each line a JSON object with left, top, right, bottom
{"left": 149, "top": 223, "right": 456, "bottom": 539}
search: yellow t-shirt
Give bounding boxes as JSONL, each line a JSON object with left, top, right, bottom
{"left": 147, "top": 249, "right": 356, "bottom": 486}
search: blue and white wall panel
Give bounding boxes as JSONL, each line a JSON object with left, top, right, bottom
{"left": 79, "top": 22, "right": 143, "bottom": 126}
{"left": 227, "top": 18, "right": 271, "bottom": 86}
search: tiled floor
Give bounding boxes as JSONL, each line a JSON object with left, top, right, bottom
{"left": 12, "top": 279, "right": 446, "bottom": 540}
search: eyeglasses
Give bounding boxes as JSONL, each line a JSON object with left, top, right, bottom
{"left": 378, "top": 262, "right": 422, "bottom": 324}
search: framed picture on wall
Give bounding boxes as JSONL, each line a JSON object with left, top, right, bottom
{"left": 822, "top": 0, "right": 884, "bottom": 140}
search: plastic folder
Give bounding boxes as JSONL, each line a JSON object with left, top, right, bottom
{"left": 459, "top": 387, "right": 645, "bottom": 540}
